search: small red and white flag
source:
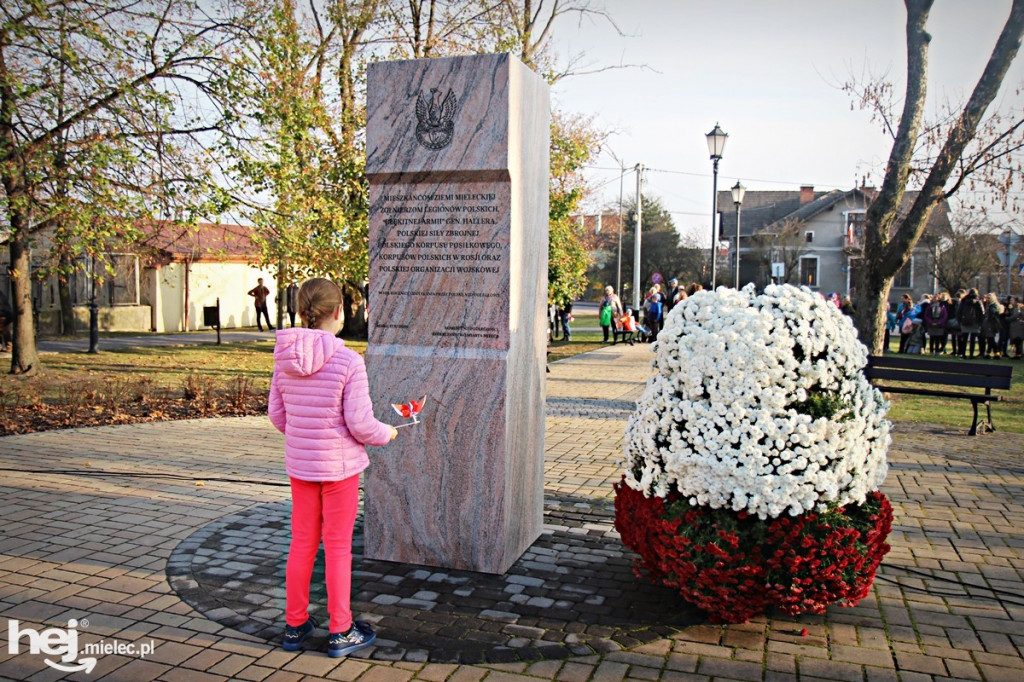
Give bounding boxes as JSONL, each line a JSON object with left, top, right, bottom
{"left": 391, "top": 396, "right": 426, "bottom": 427}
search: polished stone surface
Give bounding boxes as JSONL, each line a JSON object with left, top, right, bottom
{"left": 363, "top": 54, "right": 549, "bottom": 574}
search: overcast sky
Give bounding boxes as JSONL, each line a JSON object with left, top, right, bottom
{"left": 548, "top": 0, "right": 1024, "bottom": 245}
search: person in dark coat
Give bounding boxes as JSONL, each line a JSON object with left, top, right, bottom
{"left": 957, "top": 289, "right": 985, "bottom": 358}
{"left": 0, "top": 289, "right": 12, "bottom": 352}
{"left": 923, "top": 293, "right": 949, "bottom": 355}
{"left": 248, "top": 277, "right": 275, "bottom": 331}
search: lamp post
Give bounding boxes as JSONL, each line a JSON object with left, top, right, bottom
{"left": 615, "top": 157, "right": 625, "bottom": 297}
{"left": 88, "top": 252, "right": 99, "bottom": 354}
{"left": 731, "top": 181, "right": 745, "bottom": 289}
{"left": 706, "top": 124, "right": 728, "bottom": 288}
{"left": 633, "top": 163, "right": 644, "bottom": 311}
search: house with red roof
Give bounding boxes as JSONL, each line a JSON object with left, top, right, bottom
{"left": 136, "top": 221, "right": 280, "bottom": 332}
{"left": 1, "top": 222, "right": 280, "bottom": 333}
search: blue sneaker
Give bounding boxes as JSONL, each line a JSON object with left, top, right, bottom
{"left": 282, "top": 616, "right": 318, "bottom": 651}
{"left": 327, "top": 621, "right": 376, "bottom": 658}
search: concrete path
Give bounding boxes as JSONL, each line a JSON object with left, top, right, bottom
{"left": 1, "top": 344, "right": 1023, "bottom": 681}
{"left": 33, "top": 330, "right": 277, "bottom": 354}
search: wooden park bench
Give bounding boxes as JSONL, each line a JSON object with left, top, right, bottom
{"left": 864, "top": 355, "right": 1014, "bottom": 436}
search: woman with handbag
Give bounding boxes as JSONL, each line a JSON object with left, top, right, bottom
{"left": 599, "top": 285, "right": 623, "bottom": 343}
{"left": 894, "top": 294, "right": 914, "bottom": 354}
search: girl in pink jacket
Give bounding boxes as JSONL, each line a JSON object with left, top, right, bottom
{"left": 269, "top": 278, "right": 398, "bottom": 658}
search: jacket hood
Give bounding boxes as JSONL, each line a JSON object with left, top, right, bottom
{"left": 274, "top": 328, "right": 343, "bottom": 377}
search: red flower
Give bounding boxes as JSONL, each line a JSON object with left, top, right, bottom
{"left": 613, "top": 478, "right": 893, "bottom": 623}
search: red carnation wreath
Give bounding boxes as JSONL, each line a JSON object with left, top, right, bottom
{"left": 614, "top": 480, "right": 893, "bottom": 623}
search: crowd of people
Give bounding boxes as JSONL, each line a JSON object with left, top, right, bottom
{"left": 593, "top": 278, "right": 707, "bottom": 344}
{"left": 890, "top": 289, "right": 1024, "bottom": 359}
{"left": 549, "top": 280, "right": 1024, "bottom": 360}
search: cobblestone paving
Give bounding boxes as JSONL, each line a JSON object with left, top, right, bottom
{"left": 0, "top": 343, "right": 1022, "bottom": 681}
{"left": 167, "top": 496, "right": 700, "bottom": 664}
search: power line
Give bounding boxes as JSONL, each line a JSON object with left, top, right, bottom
{"left": 584, "top": 164, "right": 853, "bottom": 189}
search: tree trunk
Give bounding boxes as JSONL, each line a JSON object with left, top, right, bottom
{"left": 341, "top": 280, "right": 367, "bottom": 339}
{"left": 183, "top": 258, "right": 191, "bottom": 331}
{"left": 854, "top": 270, "right": 894, "bottom": 356}
{"left": 57, "top": 250, "right": 76, "bottom": 335}
{"left": 277, "top": 283, "right": 286, "bottom": 329}
{"left": 8, "top": 237, "right": 38, "bottom": 375}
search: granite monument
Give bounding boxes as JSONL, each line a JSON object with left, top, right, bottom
{"left": 363, "top": 53, "right": 550, "bottom": 574}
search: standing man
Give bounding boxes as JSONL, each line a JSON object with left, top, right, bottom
{"left": 286, "top": 281, "right": 299, "bottom": 328}
{"left": 559, "top": 300, "right": 573, "bottom": 342}
{"left": 248, "top": 277, "right": 274, "bottom": 331}
{"left": 664, "top": 278, "right": 680, "bottom": 315}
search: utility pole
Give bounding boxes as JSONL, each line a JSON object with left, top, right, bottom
{"left": 633, "top": 164, "right": 644, "bottom": 311}
{"left": 616, "top": 162, "right": 625, "bottom": 298}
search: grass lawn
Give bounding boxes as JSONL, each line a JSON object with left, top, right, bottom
{"left": 4, "top": 328, "right": 1020, "bottom": 435}
{"left": 878, "top": 354, "right": 1023, "bottom": 434}
{"left": 0, "top": 333, "right": 605, "bottom": 434}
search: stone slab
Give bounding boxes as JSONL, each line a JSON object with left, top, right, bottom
{"left": 363, "top": 53, "right": 549, "bottom": 574}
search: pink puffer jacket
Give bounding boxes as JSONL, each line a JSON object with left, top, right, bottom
{"left": 269, "top": 328, "right": 393, "bottom": 481}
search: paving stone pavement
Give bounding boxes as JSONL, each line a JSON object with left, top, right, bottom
{"left": 32, "top": 329, "right": 276, "bottom": 354}
{"left": 1, "top": 343, "right": 1023, "bottom": 681}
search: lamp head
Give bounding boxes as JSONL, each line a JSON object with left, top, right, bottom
{"left": 731, "top": 181, "right": 745, "bottom": 206}
{"left": 706, "top": 123, "right": 728, "bottom": 160}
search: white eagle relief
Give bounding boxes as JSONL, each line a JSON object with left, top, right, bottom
{"left": 415, "top": 88, "right": 457, "bottom": 150}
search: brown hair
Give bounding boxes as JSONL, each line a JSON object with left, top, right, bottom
{"left": 297, "top": 278, "right": 343, "bottom": 329}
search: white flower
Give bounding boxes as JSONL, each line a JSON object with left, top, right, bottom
{"left": 622, "top": 283, "right": 891, "bottom": 519}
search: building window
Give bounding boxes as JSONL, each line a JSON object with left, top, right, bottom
{"left": 799, "top": 256, "right": 819, "bottom": 287}
{"left": 68, "top": 253, "right": 140, "bottom": 306}
{"left": 893, "top": 257, "right": 914, "bottom": 289}
{"left": 845, "top": 211, "right": 866, "bottom": 247}
{"left": 805, "top": 231, "right": 814, "bottom": 243}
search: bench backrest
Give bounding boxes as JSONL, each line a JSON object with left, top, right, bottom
{"left": 865, "top": 355, "right": 1013, "bottom": 391}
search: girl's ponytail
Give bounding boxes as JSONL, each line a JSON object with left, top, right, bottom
{"left": 297, "top": 278, "right": 343, "bottom": 329}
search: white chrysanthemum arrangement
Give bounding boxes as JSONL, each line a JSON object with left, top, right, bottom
{"left": 623, "top": 284, "right": 890, "bottom": 519}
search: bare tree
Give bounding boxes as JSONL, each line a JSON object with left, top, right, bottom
{"left": 1, "top": 0, "right": 245, "bottom": 374}
{"left": 850, "top": 0, "right": 1024, "bottom": 355}
{"left": 749, "top": 218, "right": 809, "bottom": 286}
{"left": 932, "top": 213, "right": 1002, "bottom": 293}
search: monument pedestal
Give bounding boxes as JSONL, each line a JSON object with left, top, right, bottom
{"left": 363, "top": 53, "right": 549, "bottom": 574}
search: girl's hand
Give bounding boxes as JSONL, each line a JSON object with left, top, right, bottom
{"left": 389, "top": 426, "right": 399, "bottom": 441}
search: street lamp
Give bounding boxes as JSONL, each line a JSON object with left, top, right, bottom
{"left": 731, "top": 181, "right": 745, "bottom": 288}
{"left": 88, "top": 251, "right": 99, "bottom": 354}
{"left": 706, "top": 124, "right": 728, "bottom": 288}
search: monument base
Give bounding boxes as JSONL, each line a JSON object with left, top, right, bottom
{"left": 363, "top": 349, "right": 543, "bottom": 574}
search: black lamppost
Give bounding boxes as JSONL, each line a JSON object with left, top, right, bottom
{"left": 706, "top": 124, "right": 728, "bottom": 288}
{"left": 88, "top": 252, "right": 99, "bottom": 354}
{"left": 731, "top": 181, "right": 745, "bottom": 289}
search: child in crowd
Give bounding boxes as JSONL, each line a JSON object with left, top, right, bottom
{"left": 905, "top": 318, "right": 926, "bottom": 355}
{"left": 618, "top": 308, "right": 640, "bottom": 345}
{"left": 269, "top": 278, "right": 398, "bottom": 658}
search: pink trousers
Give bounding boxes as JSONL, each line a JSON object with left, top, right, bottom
{"left": 285, "top": 474, "right": 360, "bottom": 633}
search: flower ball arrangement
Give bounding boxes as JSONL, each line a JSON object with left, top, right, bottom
{"left": 615, "top": 284, "right": 893, "bottom": 623}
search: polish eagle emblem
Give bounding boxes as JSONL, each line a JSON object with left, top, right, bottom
{"left": 415, "top": 88, "right": 457, "bottom": 150}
